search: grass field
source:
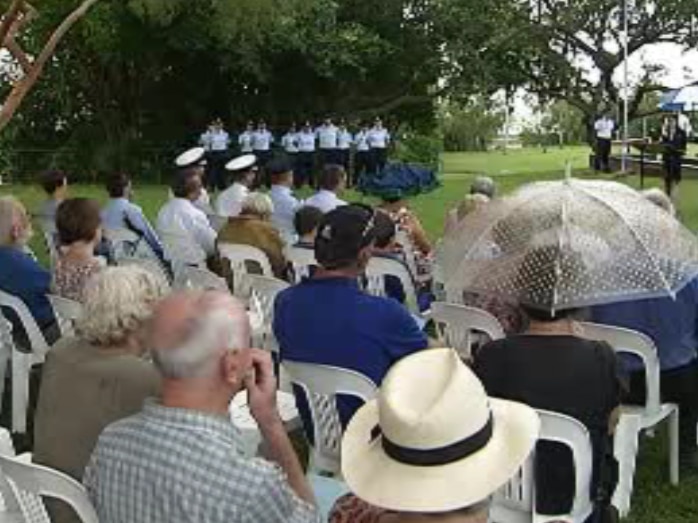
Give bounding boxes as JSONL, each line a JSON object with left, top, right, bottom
{"left": 1, "top": 146, "right": 698, "bottom": 522}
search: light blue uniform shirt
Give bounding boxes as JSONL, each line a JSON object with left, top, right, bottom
{"left": 102, "top": 198, "right": 165, "bottom": 260}
{"left": 270, "top": 185, "right": 301, "bottom": 245}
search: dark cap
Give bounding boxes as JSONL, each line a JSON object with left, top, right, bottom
{"left": 315, "top": 204, "right": 377, "bottom": 270}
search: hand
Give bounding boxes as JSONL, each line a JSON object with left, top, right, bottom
{"left": 244, "top": 349, "right": 282, "bottom": 429}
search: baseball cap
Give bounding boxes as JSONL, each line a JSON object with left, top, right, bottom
{"left": 315, "top": 204, "right": 377, "bottom": 269}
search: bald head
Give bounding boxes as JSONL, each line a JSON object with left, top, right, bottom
{"left": 150, "top": 291, "right": 250, "bottom": 380}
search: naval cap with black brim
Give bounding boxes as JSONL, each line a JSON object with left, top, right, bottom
{"left": 226, "top": 154, "right": 258, "bottom": 172}
{"left": 175, "top": 147, "right": 207, "bottom": 168}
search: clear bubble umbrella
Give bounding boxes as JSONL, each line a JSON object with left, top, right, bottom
{"left": 440, "top": 178, "right": 698, "bottom": 312}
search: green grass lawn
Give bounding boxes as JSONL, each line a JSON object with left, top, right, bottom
{"left": 1, "top": 146, "right": 697, "bottom": 522}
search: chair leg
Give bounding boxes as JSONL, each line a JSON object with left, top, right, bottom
{"left": 11, "top": 356, "right": 28, "bottom": 434}
{"left": 612, "top": 414, "right": 642, "bottom": 518}
{"left": 0, "top": 349, "right": 9, "bottom": 417}
{"left": 669, "top": 408, "right": 680, "bottom": 485}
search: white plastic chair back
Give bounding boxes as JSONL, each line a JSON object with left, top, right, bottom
{"left": 247, "top": 275, "right": 290, "bottom": 353}
{"left": 283, "top": 361, "right": 377, "bottom": 475}
{"left": 0, "top": 453, "right": 99, "bottom": 523}
{"left": 115, "top": 257, "right": 171, "bottom": 286}
{"left": 284, "top": 246, "right": 317, "bottom": 284}
{"left": 395, "top": 229, "right": 420, "bottom": 279}
{"left": 365, "top": 256, "right": 419, "bottom": 313}
{"left": 0, "top": 428, "right": 45, "bottom": 523}
{"left": 41, "top": 232, "right": 59, "bottom": 270}
{"left": 0, "top": 290, "right": 51, "bottom": 434}
{"left": 46, "top": 295, "right": 83, "bottom": 338}
{"left": 172, "top": 266, "right": 229, "bottom": 292}
{"left": 579, "top": 321, "right": 679, "bottom": 515}
{"left": 218, "top": 243, "right": 273, "bottom": 298}
{"left": 430, "top": 302, "right": 505, "bottom": 360}
{"left": 492, "top": 409, "right": 594, "bottom": 523}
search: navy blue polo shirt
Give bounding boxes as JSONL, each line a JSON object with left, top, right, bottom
{"left": 274, "top": 276, "right": 428, "bottom": 429}
{"left": 0, "top": 246, "right": 54, "bottom": 328}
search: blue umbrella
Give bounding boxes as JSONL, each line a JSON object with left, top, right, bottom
{"left": 659, "top": 83, "right": 698, "bottom": 112}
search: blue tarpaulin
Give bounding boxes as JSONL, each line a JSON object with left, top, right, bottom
{"left": 357, "top": 163, "right": 440, "bottom": 200}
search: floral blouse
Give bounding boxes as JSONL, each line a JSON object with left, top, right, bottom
{"left": 330, "top": 494, "right": 391, "bottom": 523}
{"left": 52, "top": 256, "right": 102, "bottom": 303}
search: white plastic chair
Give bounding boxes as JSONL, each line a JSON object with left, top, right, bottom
{"left": 395, "top": 229, "right": 421, "bottom": 281}
{"left": 0, "top": 290, "right": 51, "bottom": 434}
{"left": 247, "top": 275, "right": 290, "bottom": 353}
{"left": 309, "top": 474, "right": 350, "bottom": 522}
{"left": 172, "top": 266, "right": 229, "bottom": 292}
{"left": 491, "top": 409, "right": 594, "bottom": 523}
{"left": 228, "top": 390, "right": 300, "bottom": 457}
{"left": 115, "top": 256, "right": 171, "bottom": 286}
{"left": 283, "top": 361, "right": 377, "bottom": 476}
{"left": 284, "top": 246, "right": 317, "bottom": 284}
{"left": 365, "top": 256, "right": 420, "bottom": 314}
{"left": 218, "top": 243, "right": 274, "bottom": 298}
{"left": 430, "top": 302, "right": 505, "bottom": 360}
{"left": 0, "top": 451, "right": 99, "bottom": 523}
{"left": 46, "top": 295, "right": 83, "bottom": 339}
{"left": 207, "top": 214, "right": 228, "bottom": 232}
{"left": 580, "top": 322, "right": 679, "bottom": 516}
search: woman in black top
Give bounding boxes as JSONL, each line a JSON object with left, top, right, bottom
{"left": 661, "top": 114, "right": 688, "bottom": 198}
{"left": 473, "top": 304, "right": 622, "bottom": 521}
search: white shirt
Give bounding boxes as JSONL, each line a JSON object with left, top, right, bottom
{"left": 156, "top": 198, "right": 217, "bottom": 267}
{"left": 317, "top": 125, "right": 338, "bottom": 150}
{"left": 297, "top": 131, "right": 316, "bottom": 152}
{"left": 355, "top": 131, "right": 370, "bottom": 151}
{"left": 281, "top": 132, "right": 299, "bottom": 153}
{"left": 337, "top": 130, "right": 352, "bottom": 150}
{"left": 270, "top": 185, "right": 301, "bottom": 245}
{"left": 594, "top": 118, "right": 614, "bottom": 139}
{"left": 239, "top": 131, "right": 254, "bottom": 153}
{"left": 252, "top": 130, "right": 273, "bottom": 151}
{"left": 216, "top": 182, "right": 249, "bottom": 218}
{"left": 201, "top": 130, "right": 230, "bottom": 151}
{"left": 368, "top": 127, "right": 390, "bottom": 149}
{"left": 304, "top": 189, "right": 347, "bottom": 214}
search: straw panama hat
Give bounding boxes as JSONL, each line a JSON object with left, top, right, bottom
{"left": 341, "top": 348, "right": 540, "bottom": 512}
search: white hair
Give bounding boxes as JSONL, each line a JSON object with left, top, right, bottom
{"left": 77, "top": 265, "right": 169, "bottom": 347}
{"left": 0, "top": 196, "right": 30, "bottom": 247}
{"left": 241, "top": 192, "right": 274, "bottom": 218}
{"left": 470, "top": 176, "right": 496, "bottom": 199}
{"left": 152, "top": 298, "right": 248, "bottom": 379}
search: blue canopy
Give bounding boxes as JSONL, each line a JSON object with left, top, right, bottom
{"left": 357, "top": 162, "right": 440, "bottom": 200}
{"left": 659, "top": 84, "right": 698, "bottom": 112}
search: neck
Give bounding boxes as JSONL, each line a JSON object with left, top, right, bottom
{"left": 314, "top": 265, "right": 361, "bottom": 279}
{"left": 62, "top": 240, "right": 96, "bottom": 260}
{"left": 526, "top": 317, "right": 578, "bottom": 336}
{"left": 160, "top": 379, "right": 233, "bottom": 417}
{"left": 300, "top": 235, "right": 315, "bottom": 244}
{"left": 381, "top": 511, "right": 487, "bottom": 523}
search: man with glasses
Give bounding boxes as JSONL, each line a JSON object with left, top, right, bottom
{"left": 273, "top": 204, "right": 428, "bottom": 431}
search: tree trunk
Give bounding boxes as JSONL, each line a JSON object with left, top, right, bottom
{"left": 0, "top": 0, "right": 100, "bottom": 134}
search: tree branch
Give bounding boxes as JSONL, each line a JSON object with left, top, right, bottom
{"left": 0, "top": 0, "right": 23, "bottom": 49}
{"left": 0, "top": 0, "right": 101, "bottom": 133}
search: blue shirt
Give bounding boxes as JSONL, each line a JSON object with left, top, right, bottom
{"left": 274, "top": 277, "right": 428, "bottom": 429}
{"left": 102, "top": 198, "right": 165, "bottom": 260}
{"left": 0, "top": 246, "right": 54, "bottom": 327}
{"left": 591, "top": 278, "right": 698, "bottom": 372}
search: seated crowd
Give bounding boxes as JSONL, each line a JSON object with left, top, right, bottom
{"left": 1, "top": 148, "right": 697, "bottom": 523}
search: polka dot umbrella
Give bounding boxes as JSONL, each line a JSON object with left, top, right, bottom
{"left": 439, "top": 177, "right": 698, "bottom": 313}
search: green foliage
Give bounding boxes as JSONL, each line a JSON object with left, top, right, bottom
{"left": 393, "top": 128, "right": 443, "bottom": 170}
{"left": 439, "top": 99, "right": 504, "bottom": 152}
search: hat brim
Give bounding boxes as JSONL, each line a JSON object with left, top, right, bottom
{"left": 341, "top": 398, "right": 540, "bottom": 513}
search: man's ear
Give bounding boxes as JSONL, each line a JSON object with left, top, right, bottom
{"left": 220, "top": 351, "right": 242, "bottom": 387}
{"left": 357, "top": 245, "right": 373, "bottom": 269}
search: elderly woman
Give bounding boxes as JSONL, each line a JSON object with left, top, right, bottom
{"left": 443, "top": 193, "right": 490, "bottom": 235}
{"left": 217, "top": 192, "right": 287, "bottom": 279}
{"left": 53, "top": 198, "right": 104, "bottom": 302}
{"left": 34, "top": 266, "right": 167, "bottom": 521}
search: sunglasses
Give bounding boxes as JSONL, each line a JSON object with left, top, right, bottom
{"left": 355, "top": 203, "right": 377, "bottom": 244}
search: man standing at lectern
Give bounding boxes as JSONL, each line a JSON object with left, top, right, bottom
{"left": 594, "top": 112, "right": 615, "bottom": 173}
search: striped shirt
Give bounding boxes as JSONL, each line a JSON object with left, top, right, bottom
{"left": 84, "top": 399, "right": 319, "bottom": 523}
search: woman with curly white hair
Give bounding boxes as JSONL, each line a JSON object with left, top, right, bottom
{"left": 33, "top": 265, "right": 168, "bottom": 522}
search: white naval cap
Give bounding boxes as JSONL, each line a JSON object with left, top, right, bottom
{"left": 175, "top": 147, "right": 207, "bottom": 167}
{"left": 226, "top": 154, "right": 257, "bottom": 172}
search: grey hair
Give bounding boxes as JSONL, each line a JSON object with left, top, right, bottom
{"left": 0, "top": 196, "right": 29, "bottom": 247}
{"left": 241, "top": 192, "right": 274, "bottom": 218}
{"left": 152, "top": 299, "right": 248, "bottom": 379}
{"left": 470, "top": 176, "right": 496, "bottom": 199}
{"left": 642, "top": 188, "right": 675, "bottom": 216}
{"left": 77, "top": 265, "right": 169, "bottom": 347}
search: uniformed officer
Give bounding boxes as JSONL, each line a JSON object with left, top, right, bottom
{"left": 316, "top": 118, "right": 338, "bottom": 168}
{"left": 354, "top": 122, "right": 371, "bottom": 184}
{"left": 281, "top": 123, "right": 300, "bottom": 174}
{"left": 337, "top": 120, "right": 353, "bottom": 174}
{"left": 252, "top": 120, "right": 273, "bottom": 169}
{"left": 199, "top": 118, "right": 231, "bottom": 191}
{"left": 368, "top": 117, "right": 391, "bottom": 173}
{"left": 238, "top": 122, "right": 255, "bottom": 154}
{"left": 296, "top": 121, "right": 317, "bottom": 188}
